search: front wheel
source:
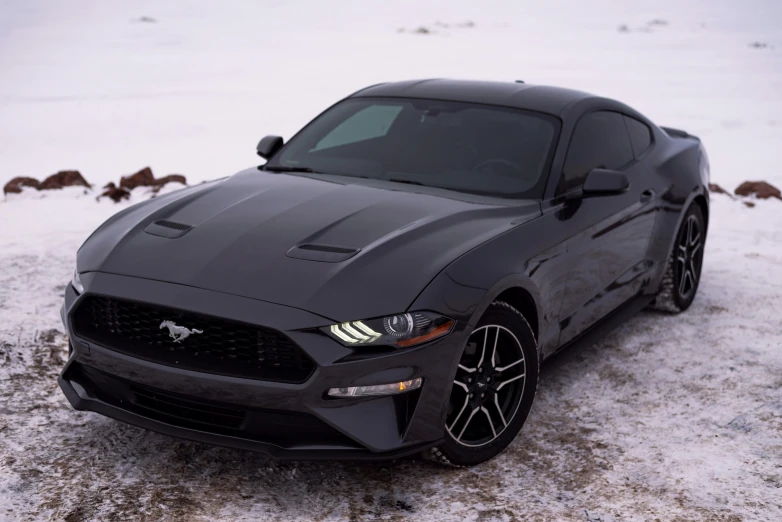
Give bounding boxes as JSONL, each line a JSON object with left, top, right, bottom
{"left": 424, "top": 301, "right": 538, "bottom": 466}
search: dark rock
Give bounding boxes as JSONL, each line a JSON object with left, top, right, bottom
{"left": 744, "top": 201, "right": 756, "bottom": 208}
{"left": 155, "top": 174, "right": 187, "bottom": 186}
{"left": 708, "top": 183, "right": 731, "bottom": 196}
{"left": 119, "top": 167, "right": 156, "bottom": 190}
{"left": 99, "top": 186, "right": 131, "bottom": 202}
{"left": 39, "top": 170, "right": 91, "bottom": 190}
{"left": 119, "top": 168, "right": 187, "bottom": 191}
{"left": 103, "top": 182, "right": 117, "bottom": 190}
{"left": 734, "top": 181, "right": 781, "bottom": 200}
{"left": 3, "top": 177, "right": 41, "bottom": 194}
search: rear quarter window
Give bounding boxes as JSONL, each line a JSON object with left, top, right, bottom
{"left": 624, "top": 116, "right": 653, "bottom": 158}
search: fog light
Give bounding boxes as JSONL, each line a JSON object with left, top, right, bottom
{"left": 327, "top": 378, "right": 422, "bottom": 398}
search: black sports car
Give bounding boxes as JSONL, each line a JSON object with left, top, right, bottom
{"left": 59, "top": 80, "right": 709, "bottom": 466}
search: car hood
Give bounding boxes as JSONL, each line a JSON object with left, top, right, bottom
{"left": 78, "top": 169, "right": 540, "bottom": 322}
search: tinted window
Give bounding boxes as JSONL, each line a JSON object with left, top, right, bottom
{"left": 269, "top": 98, "right": 560, "bottom": 199}
{"left": 624, "top": 116, "right": 653, "bottom": 158}
{"left": 562, "top": 111, "right": 633, "bottom": 192}
{"left": 314, "top": 105, "right": 403, "bottom": 151}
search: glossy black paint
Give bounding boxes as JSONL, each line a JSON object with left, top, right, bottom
{"left": 59, "top": 79, "right": 709, "bottom": 459}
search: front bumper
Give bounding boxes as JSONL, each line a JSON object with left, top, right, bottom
{"left": 59, "top": 272, "right": 470, "bottom": 459}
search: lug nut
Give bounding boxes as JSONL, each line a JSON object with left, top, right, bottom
{"left": 481, "top": 392, "right": 485, "bottom": 398}
{"left": 469, "top": 393, "right": 474, "bottom": 398}
{"left": 466, "top": 377, "right": 472, "bottom": 383}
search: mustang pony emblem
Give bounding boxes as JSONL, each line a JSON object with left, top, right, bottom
{"left": 160, "top": 320, "right": 203, "bottom": 343}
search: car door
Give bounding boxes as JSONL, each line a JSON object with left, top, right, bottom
{"left": 556, "top": 110, "right": 658, "bottom": 346}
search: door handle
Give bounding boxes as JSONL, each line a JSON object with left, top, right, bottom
{"left": 640, "top": 189, "right": 655, "bottom": 202}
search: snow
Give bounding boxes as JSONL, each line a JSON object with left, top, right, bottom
{"left": 1, "top": 0, "right": 781, "bottom": 520}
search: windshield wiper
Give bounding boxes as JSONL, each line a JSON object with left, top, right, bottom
{"left": 388, "top": 178, "right": 425, "bottom": 186}
{"left": 264, "top": 165, "right": 319, "bottom": 173}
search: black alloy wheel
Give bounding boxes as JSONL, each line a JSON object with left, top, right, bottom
{"left": 424, "top": 301, "right": 538, "bottom": 466}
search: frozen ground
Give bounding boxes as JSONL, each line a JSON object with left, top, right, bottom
{"left": 1, "top": 0, "right": 781, "bottom": 521}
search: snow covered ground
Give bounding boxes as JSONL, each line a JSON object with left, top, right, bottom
{"left": 1, "top": 0, "right": 781, "bottom": 520}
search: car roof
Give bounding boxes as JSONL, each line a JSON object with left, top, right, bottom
{"left": 349, "top": 79, "right": 602, "bottom": 117}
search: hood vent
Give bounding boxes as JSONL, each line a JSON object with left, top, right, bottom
{"left": 286, "top": 243, "right": 359, "bottom": 263}
{"left": 144, "top": 220, "right": 194, "bottom": 239}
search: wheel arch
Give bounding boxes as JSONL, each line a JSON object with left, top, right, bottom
{"left": 693, "top": 193, "right": 709, "bottom": 232}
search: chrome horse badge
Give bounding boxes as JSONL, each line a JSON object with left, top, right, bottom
{"left": 160, "top": 320, "right": 203, "bottom": 343}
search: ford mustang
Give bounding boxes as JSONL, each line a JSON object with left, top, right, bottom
{"left": 59, "top": 79, "right": 710, "bottom": 466}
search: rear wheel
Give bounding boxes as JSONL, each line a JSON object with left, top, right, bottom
{"left": 424, "top": 301, "right": 538, "bottom": 466}
{"left": 651, "top": 204, "right": 706, "bottom": 313}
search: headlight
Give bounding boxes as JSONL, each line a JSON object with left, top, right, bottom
{"left": 322, "top": 311, "right": 453, "bottom": 348}
{"left": 71, "top": 270, "right": 84, "bottom": 294}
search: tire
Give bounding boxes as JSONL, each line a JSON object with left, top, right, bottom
{"left": 650, "top": 204, "right": 706, "bottom": 313}
{"left": 423, "top": 301, "right": 538, "bottom": 466}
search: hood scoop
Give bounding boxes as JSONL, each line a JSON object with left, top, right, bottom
{"left": 144, "top": 220, "right": 194, "bottom": 239}
{"left": 286, "top": 243, "right": 360, "bottom": 263}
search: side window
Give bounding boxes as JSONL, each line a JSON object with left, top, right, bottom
{"left": 562, "top": 111, "right": 634, "bottom": 192}
{"left": 624, "top": 116, "right": 653, "bottom": 158}
{"left": 313, "top": 104, "right": 403, "bottom": 151}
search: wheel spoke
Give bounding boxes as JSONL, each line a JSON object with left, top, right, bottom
{"left": 480, "top": 407, "right": 497, "bottom": 439}
{"left": 691, "top": 241, "right": 701, "bottom": 258}
{"left": 458, "top": 364, "right": 477, "bottom": 374}
{"left": 476, "top": 328, "right": 489, "bottom": 367}
{"left": 493, "top": 394, "right": 507, "bottom": 428}
{"left": 690, "top": 258, "right": 699, "bottom": 280}
{"left": 687, "top": 217, "right": 695, "bottom": 245}
{"left": 447, "top": 393, "right": 470, "bottom": 432}
{"left": 453, "top": 380, "right": 469, "bottom": 393}
{"left": 495, "top": 357, "right": 524, "bottom": 372}
{"left": 689, "top": 224, "right": 700, "bottom": 246}
{"left": 490, "top": 326, "right": 500, "bottom": 368}
{"left": 457, "top": 408, "right": 479, "bottom": 441}
{"left": 496, "top": 373, "right": 525, "bottom": 390}
{"left": 679, "top": 268, "right": 689, "bottom": 295}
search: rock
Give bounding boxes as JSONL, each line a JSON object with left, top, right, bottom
{"left": 120, "top": 167, "right": 156, "bottom": 190}
{"left": 119, "top": 168, "right": 187, "bottom": 191}
{"left": 99, "top": 186, "right": 131, "bottom": 202}
{"left": 3, "top": 177, "right": 41, "bottom": 194}
{"left": 744, "top": 201, "right": 756, "bottom": 208}
{"left": 103, "top": 182, "right": 117, "bottom": 190}
{"left": 734, "top": 181, "right": 782, "bottom": 200}
{"left": 708, "top": 183, "right": 730, "bottom": 195}
{"left": 39, "top": 170, "right": 91, "bottom": 190}
{"left": 155, "top": 174, "right": 187, "bottom": 185}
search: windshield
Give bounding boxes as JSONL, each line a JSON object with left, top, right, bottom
{"left": 266, "top": 97, "right": 560, "bottom": 198}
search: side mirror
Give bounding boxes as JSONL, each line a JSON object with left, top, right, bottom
{"left": 582, "top": 168, "right": 629, "bottom": 196}
{"left": 256, "top": 135, "right": 284, "bottom": 159}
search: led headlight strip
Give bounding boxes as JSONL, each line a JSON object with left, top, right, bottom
{"left": 323, "top": 312, "right": 453, "bottom": 348}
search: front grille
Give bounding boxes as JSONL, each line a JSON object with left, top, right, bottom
{"left": 72, "top": 296, "right": 315, "bottom": 383}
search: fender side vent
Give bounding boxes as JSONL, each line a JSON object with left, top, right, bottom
{"left": 144, "top": 220, "right": 194, "bottom": 239}
{"left": 286, "top": 244, "right": 359, "bottom": 263}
